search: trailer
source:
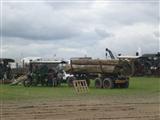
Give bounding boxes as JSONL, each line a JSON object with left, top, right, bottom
{"left": 65, "top": 59, "right": 132, "bottom": 89}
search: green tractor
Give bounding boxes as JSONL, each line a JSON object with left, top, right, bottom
{"left": 23, "top": 60, "right": 66, "bottom": 87}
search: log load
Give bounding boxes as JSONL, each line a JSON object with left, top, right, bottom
{"left": 65, "top": 59, "right": 132, "bottom": 76}
{"left": 71, "top": 59, "right": 119, "bottom": 65}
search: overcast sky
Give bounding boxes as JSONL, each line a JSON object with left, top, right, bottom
{"left": 1, "top": 0, "right": 159, "bottom": 60}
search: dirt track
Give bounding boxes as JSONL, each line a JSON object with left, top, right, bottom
{"left": 1, "top": 96, "right": 159, "bottom": 120}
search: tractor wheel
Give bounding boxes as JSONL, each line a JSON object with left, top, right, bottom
{"left": 67, "top": 77, "right": 76, "bottom": 87}
{"left": 32, "top": 80, "right": 38, "bottom": 86}
{"left": 103, "top": 78, "right": 114, "bottom": 89}
{"left": 121, "top": 81, "right": 129, "bottom": 88}
{"left": 95, "top": 78, "right": 103, "bottom": 88}
{"left": 23, "top": 79, "right": 32, "bottom": 87}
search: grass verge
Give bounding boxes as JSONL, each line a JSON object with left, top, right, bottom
{"left": 0, "top": 77, "right": 159, "bottom": 101}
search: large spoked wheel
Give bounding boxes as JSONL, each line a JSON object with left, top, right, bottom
{"left": 103, "top": 78, "right": 114, "bottom": 89}
{"left": 23, "top": 75, "right": 33, "bottom": 87}
{"left": 67, "top": 77, "right": 76, "bottom": 87}
{"left": 23, "top": 79, "right": 32, "bottom": 87}
{"left": 95, "top": 78, "right": 103, "bottom": 88}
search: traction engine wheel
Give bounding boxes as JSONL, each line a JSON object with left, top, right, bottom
{"left": 23, "top": 79, "right": 32, "bottom": 87}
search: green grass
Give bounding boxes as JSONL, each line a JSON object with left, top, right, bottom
{"left": 0, "top": 77, "right": 159, "bottom": 101}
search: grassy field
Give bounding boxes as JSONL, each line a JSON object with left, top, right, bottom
{"left": 0, "top": 77, "right": 159, "bottom": 101}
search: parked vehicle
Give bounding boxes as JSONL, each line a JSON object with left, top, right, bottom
{"left": 65, "top": 58, "right": 132, "bottom": 89}
{"left": 23, "top": 60, "right": 67, "bottom": 87}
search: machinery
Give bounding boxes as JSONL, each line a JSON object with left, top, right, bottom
{"left": 133, "top": 53, "right": 160, "bottom": 76}
{"left": 23, "top": 60, "right": 67, "bottom": 87}
{"left": 105, "top": 48, "right": 115, "bottom": 59}
{"left": 0, "top": 58, "right": 15, "bottom": 83}
{"left": 65, "top": 58, "right": 132, "bottom": 89}
{"left": 118, "top": 52, "right": 160, "bottom": 76}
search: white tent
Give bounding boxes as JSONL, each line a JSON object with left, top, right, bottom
{"left": 21, "top": 57, "right": 42, "bottom": 64}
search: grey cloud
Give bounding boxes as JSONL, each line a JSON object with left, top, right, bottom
{"left": 3, "top": 22, "right": 79, "bottom": 40}
{"left": 99, "top": 3, "right": 158, "bottom": 26}
{"left": 95, "top": 28, "right": 114, "bottom": 38}
{"left": 153, "top": 31, "right": 160, "bottom": 38}
{"left": 2, "top": 3, "right": 81, "bottom": 40}
{"left": 2, "top": 0, "right": 159, "bottom": 59}
{"left": 2, "top": 1, "right": 158, "bottom": 40}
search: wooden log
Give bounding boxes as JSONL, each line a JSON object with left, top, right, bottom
{"left": 65, "top": 64, "right": 116, "bottom": 73}
{"left": 65, "top": 59, "right": 132, "bottom": 76}
{"left": 71, "top": 59, "right": 119, "bottom": 65}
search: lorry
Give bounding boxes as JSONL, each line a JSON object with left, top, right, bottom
{"left": 65, "top": 58, "right": 132, "bottom": 89}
